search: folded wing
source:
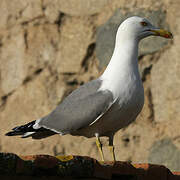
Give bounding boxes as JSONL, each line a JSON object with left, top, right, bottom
{"left": 38, "top": 79, "right": 114, "bottom": 134}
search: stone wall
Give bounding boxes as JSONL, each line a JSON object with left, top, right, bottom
{"left": 0, "top": 0, "right": 180, "bottom": 171}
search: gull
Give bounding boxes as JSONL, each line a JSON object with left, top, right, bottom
{"left": 6, "top": 16, "right": 172, "bottom": 161}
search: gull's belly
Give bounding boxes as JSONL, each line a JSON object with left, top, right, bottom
{"left": 99, "top": 94, "right": 144, "bottom": 135}
{"left": 97, "top": 80, "right": 144, "bottom": 136}
{"left": 101, "top": 97, "right": 144, "bottom": 134}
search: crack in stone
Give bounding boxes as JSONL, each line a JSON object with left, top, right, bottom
{"left": 21, "top": 15, "right": 45, "bottom": 26}
{"left": 23, "top": 68, "right": 43, "bottom": 84}
{"left": 55, "top": 13, "right": 65, "bottom": 31}
{"left": 62, "top": 72, "right": 76, "bottom": 76}
{"left": 142, "top": 65, "right": 153, "bottom": 82}
{"left": 0, "top": 37, "right": 3, "bottom": 48}
{"left": 24, "top": 30, "right": 28, "bottom": 50}
{"left": 41, "top": 0, "right": 46, "bottom": 12}
{"left": 140, "top": 62, "right": 155, "bottom": 122}
{"left": 0, "top": 92, "right": 14, "bottom": 110}
{"left": 81, "top": 43, "right": 96, "bottom": 72}
{"left": 147, "top": 88, "right": 155, "bottom": 122}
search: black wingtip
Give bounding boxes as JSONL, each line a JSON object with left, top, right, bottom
{"left": 12, "top": 126, "right": 20, "bottom": 131}
{"left": 5, "top": 132, "right": 12, "bottom": 136}
{"left": 5, "top": 120, "right": 37, "bottom": 137}
{"left": 5, "top": 131, "right": 23, "bottom": 136}
{"left": 5, "top": 120, "right": 55, "bottom": 139}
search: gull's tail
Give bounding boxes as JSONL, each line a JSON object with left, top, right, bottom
{"left": 5, "top": 120, "right": 56, "bottom": 139}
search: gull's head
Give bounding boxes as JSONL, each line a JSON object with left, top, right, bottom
{"left": 116, "top": 16, "right": 173, "bottom": 42}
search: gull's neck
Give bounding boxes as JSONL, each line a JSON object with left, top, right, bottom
{"left": 102, "top": 39, "right": 139, "bottom": 78}
{"left": 100, "top": 38, "right": 141, "bottom": 98}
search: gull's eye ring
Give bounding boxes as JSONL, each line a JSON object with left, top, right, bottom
{"left": 141, "top": 21, "right": 148, "bottom": 26}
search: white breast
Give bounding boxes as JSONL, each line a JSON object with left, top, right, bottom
{"left": 96, "top": 72, "right": 144, "bottom": 135}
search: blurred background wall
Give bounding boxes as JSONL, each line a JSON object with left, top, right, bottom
{"left": 0, "top": 0, "right": 180, "bottom": 171}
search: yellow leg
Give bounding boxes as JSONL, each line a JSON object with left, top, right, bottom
{"left": 108, "top": 133, "right": 116, "bottom": 162}
{"left": 109, "top": 145, "right": 116, "bottom": 162}
{"left": 95, "top": 136, "right": 105, "bottom": 161}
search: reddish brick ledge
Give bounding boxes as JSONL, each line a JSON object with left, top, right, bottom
{"left": 0, "top": 153, "right": 180, "bottom": 180}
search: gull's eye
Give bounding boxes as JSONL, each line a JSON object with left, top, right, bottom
{"left": 141, "top": 21, "right": 148, "bottom": 26}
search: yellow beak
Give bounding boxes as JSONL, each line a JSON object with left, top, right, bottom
{"left": 150, "top": 29, "right": 173, "bottom": 39}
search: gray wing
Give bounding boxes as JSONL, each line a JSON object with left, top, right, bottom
{"left": 38, "top": 79, "right": 114, "bottom": 134}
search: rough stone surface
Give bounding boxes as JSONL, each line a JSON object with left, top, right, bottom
{"left": 149, "top": 139, "right": 180, "bottom": 171}
{"left": 96, "top": 9, "right": 170, "bottom": 69}
{"left": 0, "top": 0, "right": 43, "bottom": 30}
{"left": 0, "top": 27, "right": 26, "bottom": 95}
{"left": 25, "top": 24, "right": 60, "bottom": 75}
{"left": 0, "top": 0, "right": 179, "bottom": 172}
{"left": 42, "top": 0, "right": 62, "bottom": 23}
{"left": 53, "top": 0, "right": 109, "bottom": 16}
{"left": 151, "top": 37, "right": 180, "bottom": 122}
{"left": 56, "top": 17, "right": 94, "bottom": 73}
